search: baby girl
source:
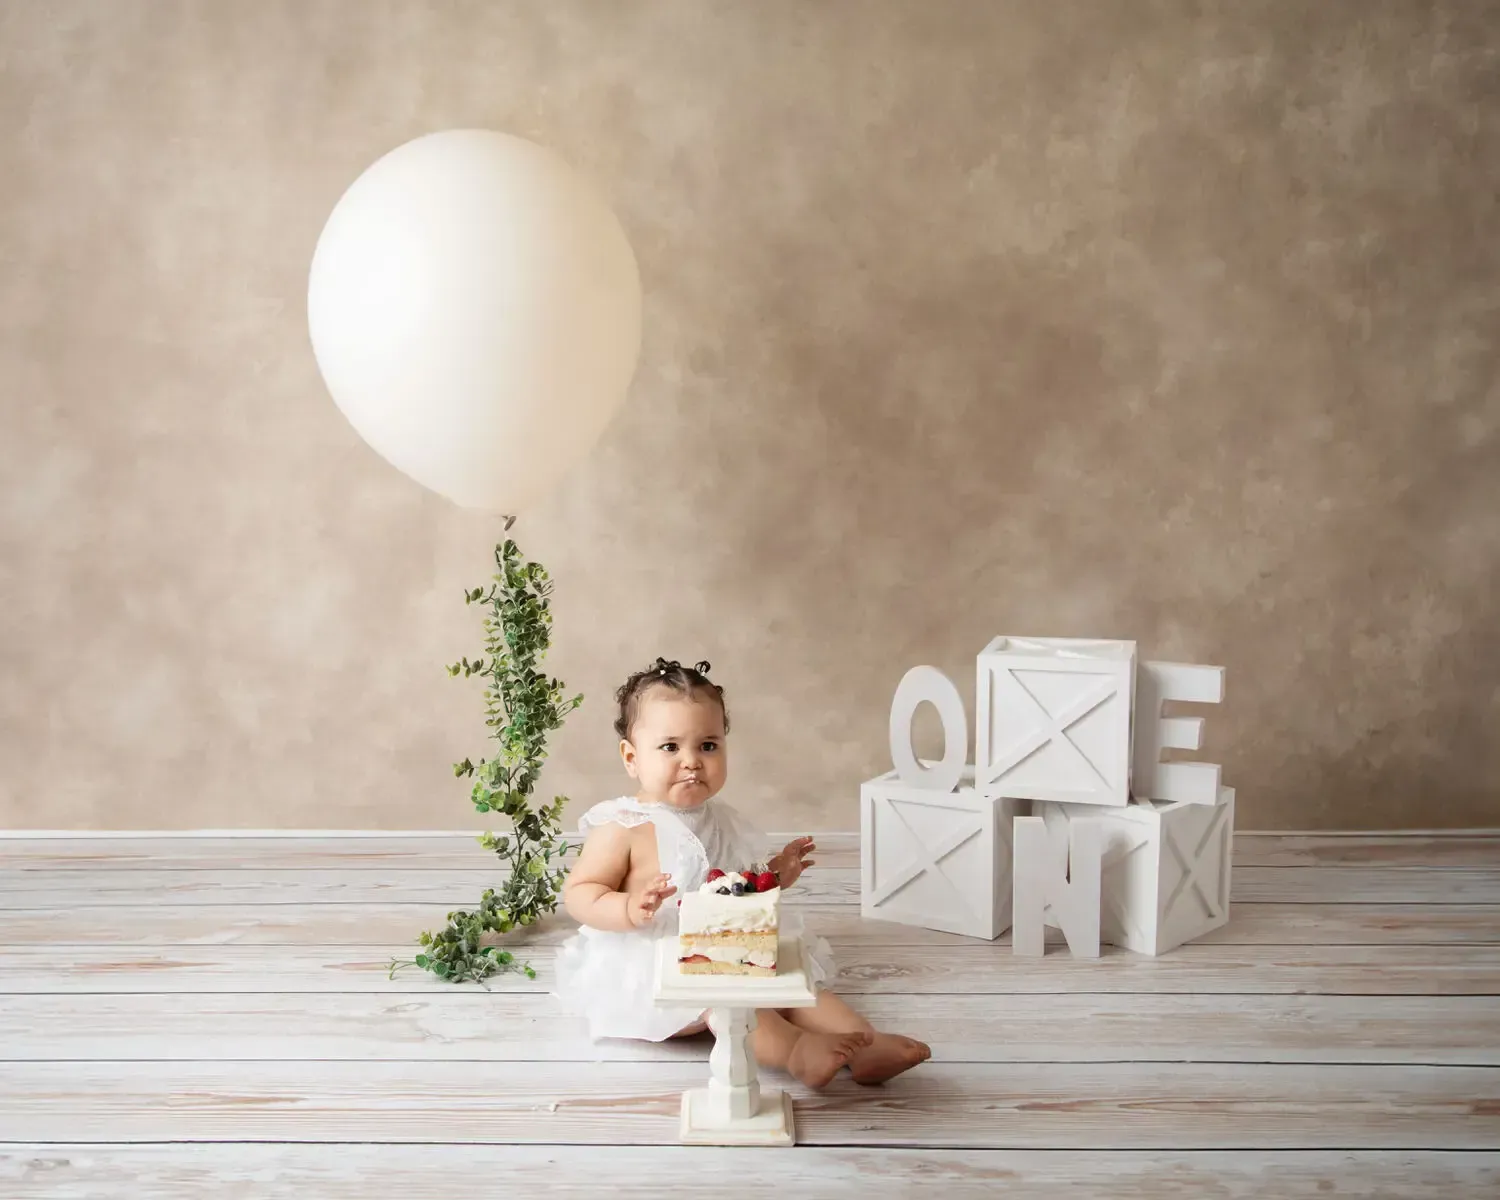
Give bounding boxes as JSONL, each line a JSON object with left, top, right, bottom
{"left": 555, "top": 658, "right": 930, "bottom": 1088}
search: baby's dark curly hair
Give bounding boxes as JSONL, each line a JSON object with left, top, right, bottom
{"left": 614, "top": 657, "right": 730, "bottom": 742}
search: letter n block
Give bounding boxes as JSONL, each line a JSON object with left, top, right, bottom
{"left": 1040, "top": 786, "right": 1235, "bottom": 955}
{"left": 1012, "top": 812, "right": 1103, "bottom": 958}
{"left": 860, "top": 765, "right": 1027, "bottom": 940}
{"left": 976, "top": 636, "right": 1136, "bottom": 808}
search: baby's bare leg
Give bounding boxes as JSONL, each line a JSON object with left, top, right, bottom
{"left": 752, "top": 1007, "right": 870, "bottom": 1089}
{"left": 786, "top": 990, "right": 931, "bottom": 1085}
{"left": 749, "top": 1008, "right": 801, "bottom": 1068}
{"left": 668, "top": 1013, "right": 709, "bottom": 1038}
{"left": 783, "top": 989, "right": 875, "bottom": 1036}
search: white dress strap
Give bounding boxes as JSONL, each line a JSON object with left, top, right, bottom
{"left": 575, "top": 796, "right": 655, "bottom": 834}
{"left": 573, "top": 795, "right": 778, "bottom": 909}
{"left": 574, "top": 797, "right": 709, "bottom": 923}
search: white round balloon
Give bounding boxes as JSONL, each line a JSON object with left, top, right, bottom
{"left": 308, "top": 129, "right": 642, "bottom": 513}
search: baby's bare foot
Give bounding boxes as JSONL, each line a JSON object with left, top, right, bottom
{"left": 849, "top": 1032, "right": 931, "bottom": 1085}
{"left": 786, "top": 1030, "right": 873, "bottom": 1089}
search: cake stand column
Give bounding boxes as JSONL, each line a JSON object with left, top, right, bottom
{"left": 704, "top": 1005, "right": 760, "bottom": 1122}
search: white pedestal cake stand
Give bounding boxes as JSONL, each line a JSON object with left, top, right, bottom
{"left": 652, "top": 930, "right": 817, "bottom": 1146}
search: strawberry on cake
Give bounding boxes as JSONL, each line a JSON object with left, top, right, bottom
{"left": 677, "top": 865, "right": 781, "bottom": 976}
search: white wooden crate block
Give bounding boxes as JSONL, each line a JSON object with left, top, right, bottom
{"left": 975, "top": 636, "right": 1136, "bottom": 808}
{"left": 1042, "top": 786, "right": 1235, "bottom": 956}
{"left": 1131, "top": 660, "right": 1225, "bottom": 805}
{"left": 1011, "top": 813, "right": 1102, "bottom": 958}
{"left": 860, "top": 765, "right": 1026, "bottom": 940}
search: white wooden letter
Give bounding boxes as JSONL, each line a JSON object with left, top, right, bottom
{"left": 1132, "top": 661, "right": 1225, "bottom": 805}
{"left": 1012, "top": 813, "right": 1102, "bottom": 958}
{"left": 889, "top": 665, "right": 967, "bottom": 793}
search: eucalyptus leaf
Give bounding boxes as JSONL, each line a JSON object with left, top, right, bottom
{"left": 408, "top": 537, "right": 578, "bottom": 984}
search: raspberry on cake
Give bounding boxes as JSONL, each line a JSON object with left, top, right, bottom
{"left": 677, "top": 865, "right": 781, "bottom": 976}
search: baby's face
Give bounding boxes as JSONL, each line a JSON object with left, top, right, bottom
{"left": 620, "top": 688, "right": 727, "bottom": 809}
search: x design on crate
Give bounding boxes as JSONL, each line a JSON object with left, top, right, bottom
{"left": 1163, "top": 804, "right": 1232, "bottom": 922}
{"left": 869, "top": 798, "right": 984, "bottom": 921}
{"left": 985, "top": 671, "right": 1119, "bottom": 789}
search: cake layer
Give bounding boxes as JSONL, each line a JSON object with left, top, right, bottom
{"left": 679, "top": 930, "right": 778, "bottom": 950}
{"left": 679, "top": 957, "right": 776, "bottom": 977}
{"left": 679, "top": 931, "right": 777, "bottom": 970}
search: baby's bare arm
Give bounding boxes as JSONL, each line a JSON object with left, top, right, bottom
{"left": 563, "top": 823, "right": 675, "bottom": 931}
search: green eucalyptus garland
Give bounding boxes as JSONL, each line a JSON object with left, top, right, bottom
{"left": 388, "top": 537, "right": 581, "bottom": 985}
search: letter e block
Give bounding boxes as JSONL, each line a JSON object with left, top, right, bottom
{"left": 1132, "top": 660, "right": 1225, "bottom": 805}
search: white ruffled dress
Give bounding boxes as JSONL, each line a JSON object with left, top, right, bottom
{"left": 553, "top": 795, "right": 835, "bottom": 1042}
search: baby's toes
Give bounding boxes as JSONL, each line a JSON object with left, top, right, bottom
{"left": 843, "top": 1033, "right": 873, "bottom": 1056}
{"left": 892, "top": 1035, "right": 929, "bottom": 1060}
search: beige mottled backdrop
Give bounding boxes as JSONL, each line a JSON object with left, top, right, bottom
{"left": 1, "top": 0, "right": 1496, "bottom": 832}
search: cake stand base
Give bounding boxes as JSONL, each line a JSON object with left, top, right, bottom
{"left": 680, "top": 1086, "right": 794, "bottom": 1146}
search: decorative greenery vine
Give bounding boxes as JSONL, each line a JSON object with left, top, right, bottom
{"left": 388, "top": 537, "right": 582, "bottom": 985}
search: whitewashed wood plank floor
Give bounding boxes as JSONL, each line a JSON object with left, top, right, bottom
{"left": 2, "top": 831, "right": 1498, "bottom": 1198}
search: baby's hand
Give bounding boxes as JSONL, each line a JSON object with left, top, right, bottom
{"left": 627, "top": 873, "right": 677, "bottom": 928}
{"left": 771, "top": 836, "right": 816, "bottom": 888}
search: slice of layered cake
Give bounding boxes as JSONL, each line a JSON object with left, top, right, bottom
{"left": 678, "top": 866, "right": 781, "bottom": 976}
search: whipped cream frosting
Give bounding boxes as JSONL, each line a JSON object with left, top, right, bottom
{"left": 698, "top": 871, "right": 749, "bottom": 893}
{"left": 679, "top": 883, "right": 781, "bottom": 935}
